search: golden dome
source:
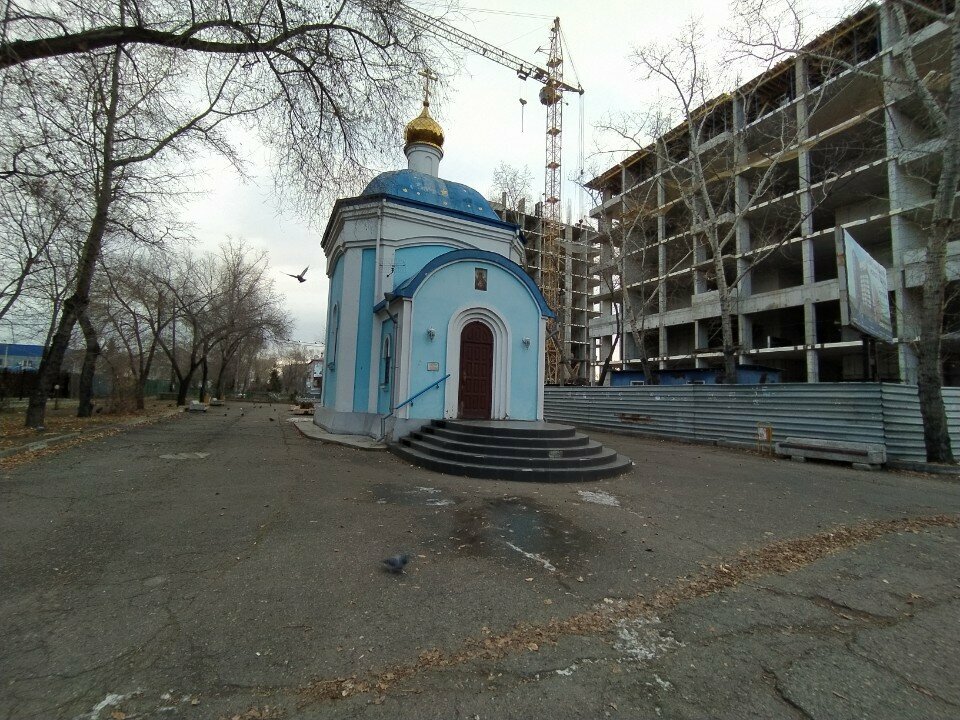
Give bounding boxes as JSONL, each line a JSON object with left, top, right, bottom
{"left": 404, "top": 102, "right": 444, "bottom": 151}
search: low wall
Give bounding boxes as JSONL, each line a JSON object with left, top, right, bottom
{"left": 544, "top": 383, "right": 960, "bottom": 463}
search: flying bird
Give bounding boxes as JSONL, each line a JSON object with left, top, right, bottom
{"left": 382, "top": 554, "right": 410, "bottom": 574}
{"left": 285, "top": 266, "right": 309, "bottom": 283}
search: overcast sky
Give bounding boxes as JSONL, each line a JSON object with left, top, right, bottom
{"left": 181, "top": 0, "right": 859, "bottom": 351}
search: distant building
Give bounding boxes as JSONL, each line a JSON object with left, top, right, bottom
{"left": 587, "top": 2, "right": 959, "bottom": 384}
{"left": 491, "top": 199, "right": 598, "bottom": 385}
{"left": 0, "top": 343, "right": 43, "bottom": 372}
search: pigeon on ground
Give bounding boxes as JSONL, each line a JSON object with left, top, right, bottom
{"left": 382, "top": 554, "right": 410, "bottom": 574}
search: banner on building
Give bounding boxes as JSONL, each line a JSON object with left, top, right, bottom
{"left": 835, "top": 228, "right": 894, "bottom": 343}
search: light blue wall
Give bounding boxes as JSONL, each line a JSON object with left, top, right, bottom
{"left": 405, "top": 260, "right": 542, "bottom": 420}
{"left": 353, "top": 248, "right": 376, "bottom": 412}
{"left": 377, "top": 319, "right": 396, "bottom": 414}
{"left": 322, "top": 255, "right": 344, "bottom": 407}
{"left": 394, "top": 244, "right": 455, "bottom": 286}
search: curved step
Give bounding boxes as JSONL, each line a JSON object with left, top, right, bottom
{"left": 423, "top": 426, "right": 591, "bottom": 449}
{"left": 399, "top": 437, "right": 615, "bottom": 468}
{"left": 436, "top": 419, "right": 576, "bottom": 439}
{"left": 407, "top": 433, "right": 604, "bottom": 459}
{"left": 390, "top": 443, "right": 634, "bottom": 482}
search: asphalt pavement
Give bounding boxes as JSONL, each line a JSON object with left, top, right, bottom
{"left": 1, "top": 403, "right": 958, "bottom": 719}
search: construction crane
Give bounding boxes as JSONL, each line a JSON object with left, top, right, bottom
{"left": 398, "top": 8, "right": 584, "bottom": 385}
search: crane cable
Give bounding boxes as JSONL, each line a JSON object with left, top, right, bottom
{"left": 459, "top": 7, "right": 553, "bottom": 20}
{"left": 558, "top": 24, "right": 587, "bottom": 223}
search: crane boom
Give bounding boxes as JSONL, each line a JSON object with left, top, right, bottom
{"left": 398, "top": 6, "right": 582, "bottom": 95}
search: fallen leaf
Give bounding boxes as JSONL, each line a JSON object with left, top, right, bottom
{"left": 110, "top": 712, "right": 126, "bottom": 720}
{"left": 527, "top": 642, "right": 539, "bottom": 651}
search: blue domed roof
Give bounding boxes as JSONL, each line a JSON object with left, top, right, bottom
{"left": 361, "top": 169, "right": 500, "bottom": 222}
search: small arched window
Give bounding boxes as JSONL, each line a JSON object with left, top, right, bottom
{"left": 381, "top": 334, "right": 392, "bottom": 385}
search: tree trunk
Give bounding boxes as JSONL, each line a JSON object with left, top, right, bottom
{"left": 714, "top": 253, "right": 738, "bottom": 384}
{"left": 597, "top": 331, "right": 620, "bottom": 387}
{"left": 176, "top": 369, "right": 193, "bottom": 406}
{"left": 917, "top": 219, "right": 954, "bottom": 463}
{"left": 76, "top": 310, "right": 100, "bottom": 417}
{"left": 623, "top": 296, "right": 658, "bottom": 384}
{"left": 27, "top": 298, "right": 81, "bottom": 428}
{"left": 198, "top": 357, "right": 208, "bottom": 402}
{"left": 597, "top": 289, "right": 622, "bottom": 386}
{"left": 914, "top": 9, "right": 960, "bottom": 464}
{"left": 214, "top": 354, "right": 228, "bottom": 399}
{"left": 720, "top": 311, "right": 737, "bottom": 384}
{"left": 133, "top": 347, "right": 157, "bottom": 411}
{"left": 25, "top": 49, "right": 120, "bottom": 429}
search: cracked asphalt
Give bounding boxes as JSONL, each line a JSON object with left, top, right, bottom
{"left": 1, "top": 403, "right": 959, "bottom": 719}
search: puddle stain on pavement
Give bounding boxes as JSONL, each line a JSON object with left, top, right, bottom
{"left": 366, "top": 486, "right": 593, "bottom": 571}
{"left": 450, "top": 496, "right": 593, "bottom": 571}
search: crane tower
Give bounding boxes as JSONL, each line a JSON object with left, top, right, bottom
{"left": 539, "top": 18, "right": 564, "bottom": 384}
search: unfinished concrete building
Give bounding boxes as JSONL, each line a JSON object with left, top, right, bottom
{"left": 588, "top": 1, "right": 959, "bottom": 384}
{"left": 493, "top": 199, "right": 598, "bottom": 384}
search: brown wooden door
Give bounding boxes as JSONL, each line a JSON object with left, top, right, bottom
{"left": 458, "top": 321, "right": 493, "bottom": 419}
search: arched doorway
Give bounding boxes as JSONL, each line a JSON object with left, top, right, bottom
{"left": 458, "top": 321, "right": 493, "bottom": 419}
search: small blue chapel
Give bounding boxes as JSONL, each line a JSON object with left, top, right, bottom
{"left": 315, "top": 98, "right": 553, "bottom": 441}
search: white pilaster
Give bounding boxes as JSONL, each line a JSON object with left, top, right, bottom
{"left": 334, "top": 251, "right": 361, "bottom": 411}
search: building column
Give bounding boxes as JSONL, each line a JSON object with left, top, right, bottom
{"left": 881, "top": 4, "right": 923, "bottom": 383}
{"left": 656, "top": 163, "right": 668, "bottom": 370}
{"left": 732, "top": 95, "right": 753, "bottom": 367}
{"left": 334, "top": 251, "right": 362, "bottom": 411}
{"left": 795, "top": 56, "right": 820, "bottom": 382}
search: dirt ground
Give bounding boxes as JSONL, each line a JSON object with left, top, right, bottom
{"left": 0, "top": 397, "right": 175, "bottom": 450}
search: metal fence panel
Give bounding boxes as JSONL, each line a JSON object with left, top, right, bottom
{"left": 544, "top": 383, "right": 960, "bottom": 460}
{"left": 880, "top": 385, "right": 960, "bottom": 462}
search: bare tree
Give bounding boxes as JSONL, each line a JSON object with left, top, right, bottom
{"left": 18, "top": 43, "right": 243, "bottom": 427}
{"left": 871, "top": 2, "right": 957, "bottom": 463}
{"left": 158, "top": 241, "right": 290, "bottom": 405}
{"left": 4, "top": 2, "right": 442, "bottom": 428}
{"left": 0, "top": 1, "right": 445, "bottom": 209}
{"left": 205, "top": 241, "right": 290, "bottom": 399}
{"left": 615, "top": 188, "right": 679, "bottom": 386}
{"left": 594, "top": 259, "right": 621, "bottom": 386}
{"left": 489, "top": 162, "right": 534, "bottom": 212}
{"left": 90, "top": 247, "right": 174, "bottom": 410}
{"left": 0, "top": 177, "right": 76, "bottom": 322}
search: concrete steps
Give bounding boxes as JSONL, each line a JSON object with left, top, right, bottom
{"left": 390, "top": 419, "right": 633, "bottom": 482}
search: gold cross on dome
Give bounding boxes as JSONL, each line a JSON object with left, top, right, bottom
{"left": 419, "top": 68, "right": 438, "bottom": 107}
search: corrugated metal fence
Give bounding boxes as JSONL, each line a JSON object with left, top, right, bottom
{"left": 544, "top": 383, "right": 960, "bottom": 462}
